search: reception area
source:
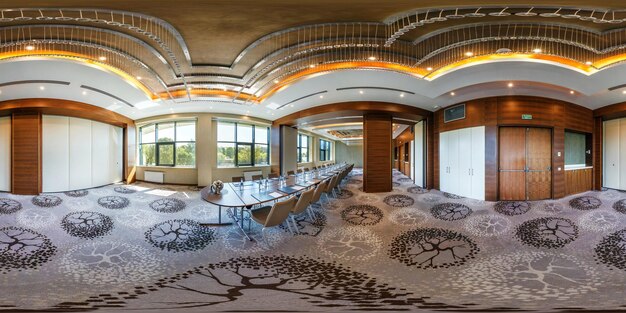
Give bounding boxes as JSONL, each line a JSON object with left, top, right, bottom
{"left": 1, "top": 1, "right": 626, "bottom": 312}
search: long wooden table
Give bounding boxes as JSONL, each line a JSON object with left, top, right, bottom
{"left": 200, "top": 164, "right": 347, "bottom": 240}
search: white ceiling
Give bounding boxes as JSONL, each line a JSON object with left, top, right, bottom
{"left": 2, "top": 57, "right": 626, "bottom": 122}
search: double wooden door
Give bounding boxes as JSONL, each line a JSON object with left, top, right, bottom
{"left": 499, "top": 127, "right": 552, "bottom": 200}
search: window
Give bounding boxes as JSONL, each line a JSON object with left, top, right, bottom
{"left": 319, "top": 139, "right": 331, "bottom": 161}
{"left": 297, "top": 134, "right": 310, "bottom": 163}
{"left": 217, "top": 121, "right": 269, "bottom": 167}
{"left": 139, "top": 121, "right": 196, "bottom": 167}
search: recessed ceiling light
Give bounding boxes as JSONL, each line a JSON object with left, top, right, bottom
{"left": 290, "top": 104, "right": 294, "bottom": 107}
{"left": 570, "top": 90, "right": 575, "bottom": 94}
{"left": 136, "top": 76, "right": 142, "bottom": 80}
{"left": 465, "top": 52, "right": 473, "bottom": 57}
{"left": 359, "top": 90, "right": 364, "bottom": 94}
{"left": 585, "top": 61, "right": 593, "bottom": 65}
{"left": 25, "top": 45, "right": 35, "bottom": 51}
{"left": 82, "top": 91, "right": 87, "bottom": 95}
{"left": 319, "top": 95, "right": 324, "bottom": 99}
{"left": 622, "top": 90, "right": 626, "bottom": 94}
{"left": 532, "top": 48, "right": 542, "bottom": 53}
{"left": 39, "top": 86, "right": 45, "bottom": 90}
{"left": 400, "top": 93, "right": 405, "bottom": 97}
{"left": 450, "top": 92, "right": 455, "bottom": 96}
{"left": 187, "top": 87, "right": 192, "bottom": 91}
{"left": 426, "top": 67, "right": 433, "bottom": 71}
{"left": 508, "top": 82, "right": 514, "bottom": 87}
{"left": 98, "top": 56, "right": 107, "bottom": 61}
{"left": 273, "top": 79, "right": 279, "bottom": 84}
{"left": 309, "top": 64, "right": 316, "bottom": 68}
{"left": 367, "top": 56, "right": 377, "bottom": 61}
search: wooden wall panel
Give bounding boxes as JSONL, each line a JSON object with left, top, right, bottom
{"left": 564, "top": 103, "right": 594, "bottom": 133}
{"left": 552, "top": 127, "right": 566, "bottom": 198}
{"left": 11, "top": 113, "right": 41, "bottom": 195}
{"left": 363, "top": 114, "right": 392, "bottom": 193}
{"left": 565, "top": 168, "right": 593, "bottom": 196}
{"left": 484, "top": 98, "right": 498, "bottom": 201}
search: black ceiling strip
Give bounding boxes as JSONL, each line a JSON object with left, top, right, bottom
{"left": 276, "top": 90, "right": 328, "bottom": 109}
{"left": 336, "top": 86, "right": 415, "bottom": 94}
{"left": 0, "top": 80, "right": 70, "bottom": 87}
{"left": 80, "top": 85, "right": 135, "bottom": 108}
{"left": 608, "top": 84, "right": 626, "bottom": 91}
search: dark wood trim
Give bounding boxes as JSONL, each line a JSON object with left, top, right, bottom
{"left": 273, "top": 101, "right": 432, "bottom": 127}
{"left": 11, "top": 112, "right": 42, "bottom": 195}
{"left": 594, "top": 101, "right": 626, "bottom": 120}
{"left": 363, "top": 114, "right": 392, "bottom": 193}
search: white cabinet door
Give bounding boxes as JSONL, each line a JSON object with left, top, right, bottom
{"left": 439, "top": 131, "right": 449, "bottom": 192}
{"left": 605, "top": 119, "right": 620, "bottom": 189}
{"left": 471, "top": 126, "right": 485, "bottom": 200}
{"left": 0, "top": 117, "right": 10, "bottom": 192}
{"left": 458, "top": 128, "right": 472, "bottom": 198}
{"left": 42, "top": 115, "right": 70, "bottom": 192}
{"left": 91, "top": 121, "right": 111, "bottom": 187}
{"left": 447, "top": 130, "right": 460, "bottom": 195}
{"left": 69, "top": 118, "right": 93, "bottom": 190}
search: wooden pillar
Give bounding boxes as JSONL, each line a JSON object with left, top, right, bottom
{"left": 363, "top": 114, "right": 392, "bottom": 193}
{"left": 593, "top": 116, "right": 603, "bottom": 190}
{"left": 11, "top": 112, "right": 42, "bottom": 195}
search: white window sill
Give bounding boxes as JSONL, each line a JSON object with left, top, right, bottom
{"left": 137, "top": 165, "right": 197, "bottom": 170}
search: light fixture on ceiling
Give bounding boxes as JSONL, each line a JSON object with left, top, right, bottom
{"left": 136, "top": 76, "right": 142, "bottom": 80}
{"left": 320, "top": 95, "right": 324, "bottom": 99}
{"left": 290, "top": 104, "right": 294, "bottom": 107}
{"left": 400, "top": 93, "right": 405, "bottom": 97}
{"left": 25, "top": 45, "right": 35, "bottom": 51}
{"left": 39, "top": 86, "right": 45, "bottom": 90}
{"left": 82, "top": 91, "right": 87, "bottom": 95}
{"left": 359, "top": 90, "right": 364, "bottom": 94}
{"left": 570, "top": 90, "right": 575, "bottom": 94}
{"left": 532, "top": 48, "right": 542, "bottom": 53}
{"left": 98, "top": 56, "right": 107, "bottom": 61}
{"left": 187, "top": 87, "right": 192, "bottom": 91}
{"left": 465, "top": 51, "right": 474, "bottom": 57}
{"left": 450, "top": 92, "right": 455, "bottom": 96}
{"left": 508, "top": 82, "right": 514, "bottom": 88}
{"left": 585, "top": 61, "right": 593, "bottom": 65}
{"left": 426, "top": 67, "right": 433, "bottom": 71}
{"left": 367, "top": 56, "right": 377, "bottom": 61}
{"left": 309, "top": 64, "right": 316, "bottom": 68}
{"left": 273, "top": 79, "right": 279, "bottom": 84}
{"left": 622, "top": 90, "right": 626, "bottom": 94}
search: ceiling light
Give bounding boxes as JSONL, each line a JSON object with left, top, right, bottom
{"left": 136, "top": 76, "right": 142, "bottom": 80}
{"left": 82, "top": 91, "right": 87, "bottom": 95}
{"left": 532, "top": 48, "right": 542, "bottom": 53}
{"left": 450, "top": 92, "right": 455, "bottom": 96}
{"left": 187, "top": 87, "right": 192, "bottom": 91}
{"left": 273, "top": 79, "right": 279, "bottom": 84}
{"left": 319, "top": 95, "right": 324, "bottom": 99}
{"left": 309, "top": 64, "right": 316, "bottom": 68}
{"left": 25, "top": 45, "right": 35, "bottom": 51}
{"left": 585, "top": 61, "right": 593, "bottom": 65}
{"left": 367, "top": 56, "right": 377, "bottom": 61}
{"left": 570, "top": 90, "right": 575, "bottom": 94}
{"left": 465, "top": 52, "right": 473, "bottom": 57}
{"left": 508, "top": 82, "right": 514, "bottom": 88}
{"left": 400, "top": 93, "right": 405, "bottom": 97}
{"left": 622, "top": 90, "right": 626, "bottom": 94}
{"left": 98, "top": 56, "right": 107, "bottom": 61}
{"left": 39, "top": 86, "right": 45, "bottom": 90}
{"left": 290, "top": 104, "right": 294, "bottom": 107}
{"left": 359, "top": 90, "right": 364, "bottom": 94}
{"left": 426, "top": 67, "right": 433, "bottom": 71}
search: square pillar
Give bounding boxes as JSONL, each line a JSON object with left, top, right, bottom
{"left": 363, "top": 114, "right": 392, "bottom": 192}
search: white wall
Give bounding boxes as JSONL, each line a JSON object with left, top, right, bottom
{"left": 0, "top": 117, "right": 10, "bottom": 191}
{"left": 42, "top": 115, "right": 123, "bottom": 192}
{"left": 414, "top": 121, "right": 424, "bottom": 187}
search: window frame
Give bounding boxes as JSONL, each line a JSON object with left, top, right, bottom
{"left": 139, "top": 121, "right": 197, "bottom": 167}
{"left": 217, "top": 121, "right": 270, "bottom": 167}
{"left": 297, "top": 133, "right": 310, "bottom": 163}
{"left": 319, "top": 139, "right": 331, "bottom": 161}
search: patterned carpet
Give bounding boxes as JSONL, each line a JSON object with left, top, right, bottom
{"left": 1, "top": 169, "right": 626, "bottom": 312}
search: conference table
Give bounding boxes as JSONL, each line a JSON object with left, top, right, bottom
{"left": 201, "top": 164, "right": 348, "bottom": 240}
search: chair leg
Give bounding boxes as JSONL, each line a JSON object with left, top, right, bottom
{"left": 306, "top": 207, "right": 314, "bottom": 220}
{"left": 290, "top": 215, "right": 300, "bottom": 234}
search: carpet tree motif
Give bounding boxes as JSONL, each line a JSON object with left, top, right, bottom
{"left": 443, "top": 192, "right": 463, "bottom": 199}
{"left": 594, "top": 229, "right": 626, "bottom": 271}
{"left": 64, "top": 190, "right": 88, "bottom": 197}
{"left": 0, "top": 198, "right": 22, "bottom": 214}
{"left": 579, "top": 211, "right": 620, "bottom": 232}
{"left": 280, "top": 210, "right": 326, "bottom": 236}
{"left": 318, "top": 227, "right": 382, "bottom": 261}
{"left": 430, "top": 203, "right": 472, "bottom": 221}
{"left": 383, "top": 194, "right": 415, "bottom": 208}
{"left": 612, "top": 199, "right": 626, "bottom": 214}
{"left": 0, "top": 227, "right": 57, "bottom": 274}
{"left": 149, "top": 198, "right": 186, "bottom": 213}
{"left": 540, "top": 201, "right": 565, "bottom": 215}
{"left": 16, "top": 209, "right": 56, "bottom": 229}
{"left": 494, "top": 201, "right": 532, "bottom": 216}
{"left": 515, "top": 217, "right": 579, "bottom": 249}
{"left": 115, "top": 209, "right": 158, "bottom": 229}
{"left": 145, "top": 219, "right": 216, "bottom": 252}
{"left": 97, "top": 196, "right": 130, "bottom": 210}
{"left": 340, "top": 205, "right": 384, "bottom": 226}
{"left": 31, "top": 195, "right": 62, "bottom": 208}
{"left": 464, "top": 214, "right": 511, "bottom": 237}
{"left": 389, "top": 228, "right": 479, "bottom": 269}
{"left": 569, "top": 196, "right": 602, "bottom": 211}
{"left": 114, "top": 186, "right": 137, "bottom": 194}
{"left": 389, "top": 208, "right": 429, "bottom": 227}
{"left": 61, "top": 211, "right": 114, "bottom": 239}
{"left": 407, "top": 186, "right": 428, "bottom": 194}
{"left": 334, "top": 188, "right": 354, "bottom": 199}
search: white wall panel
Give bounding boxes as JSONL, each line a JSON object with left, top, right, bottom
{"left": 109, "top": 125, "right": 123, "bottom": 183}
{"left": 69, "top": 118, "right": 92, "bottom": 190}
{"left": 0, "top": 117, "right": 10, "bottom": 191}
{"left": 91, "top": 121, "right": 110, "bottom": 187}
{"left": 604, "top": 119, "right": 620, "bottom": 189}
{"left": 42, "top": 115, "right": 70, "bottom": 192}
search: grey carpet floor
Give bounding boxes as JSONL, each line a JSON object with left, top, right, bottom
{"left": 1, "top": 168, "right": 626, "bottom": 312}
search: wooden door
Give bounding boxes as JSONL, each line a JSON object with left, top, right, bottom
{"left": 526, "top": 128, "right": 552, "bottom": 200}
{"left": 499, "top": 127, "right": 526, "bottom": 200}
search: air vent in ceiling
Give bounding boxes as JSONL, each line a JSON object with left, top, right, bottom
{"left": 336, "top": 86, "right": 415, "bottom": 94}
{"left": 0, "top": 80, "right": 70, "bottom": 88}
{"left": 275, "top": 90, "right": 327, "bottom": 110}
